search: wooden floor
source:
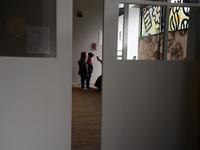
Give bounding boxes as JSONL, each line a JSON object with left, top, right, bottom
{"left": 71, "top": 87, "right": 101, "bottom": 150}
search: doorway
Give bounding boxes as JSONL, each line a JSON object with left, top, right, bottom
{"left": 71, "top": 0, "right": 103, "bottom": 149}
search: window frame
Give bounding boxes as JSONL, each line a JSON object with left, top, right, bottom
{"left": 119, "top": 0, "right": 200, "bottom": 60}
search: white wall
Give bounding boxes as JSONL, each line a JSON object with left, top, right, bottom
{"left": 117, "top": 15, "right": 123, "bottom": 51}
{"left": 117, "top": 15, "right": 123, "bottom": 60}
{"left": 102, "top": 0, "right": 200, "bottom": 149}
{"left": 73, "top": 0, "right": 103, "bottom": 85}
{"left": 117, "top": 6, "right": 140, "bottom": 60}
{"left": 0, "top": 0, "right": 72, "bottom": 150}
{"left": 127, "top": 7, "right": 140, "bottom": 60}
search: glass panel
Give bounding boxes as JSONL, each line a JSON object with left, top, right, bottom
{"left": 139, "top": 5, "right": 164, "bottom": 60}
{"left": 170, "top": 0, "right": 199, "bottom": 3}
{"left": 141, "top": 6, "right": 164, "bottom": 36}
{"left": 167, "top": 7, "right": 200, "bottom": 60}
{"left": 0, "top": 0, "right": 56, "bottom": 58}
{"left": 117, "top": 3, "right": 124, "bottom": 60}
{"left": 117, "top": 3, "right": 165, "bottom": 60}
{"left": 143, "top": 0, "right": 166, "bottom": 2}
{"left": 168, "top": 7, "right": 189, "bottom": 31}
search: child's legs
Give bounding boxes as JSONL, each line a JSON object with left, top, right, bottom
{"left": 81, "top": 74, "right": 87, "bottom": 89}
{"left": 86, "top": 74, "right": 91, "bottom": 87}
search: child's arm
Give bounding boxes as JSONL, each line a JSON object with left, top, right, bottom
{"left": 97, "top": 57, "right": 102, "bottom": 64}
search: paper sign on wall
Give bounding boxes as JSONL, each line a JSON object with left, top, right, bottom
{"left": 27, "top": 26, "right": 50, "bottom": 54}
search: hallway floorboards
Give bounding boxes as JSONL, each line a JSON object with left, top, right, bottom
{"left": 71, "top": 87, "right": 101, "bottom": 150}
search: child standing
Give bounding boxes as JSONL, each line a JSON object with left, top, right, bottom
{"left": 87, "top": 53, "right": 94, "bottom": 89}
{"left": 78, "top": 52, "right": 89, "bottom": 90}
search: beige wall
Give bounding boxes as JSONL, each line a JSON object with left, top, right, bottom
{"left": 73, "top": 0, "right": 103, "bottom": 85}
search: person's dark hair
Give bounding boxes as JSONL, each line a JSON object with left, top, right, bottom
{"left": 88, "top": 52, "right": 94, "bottom": 58}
